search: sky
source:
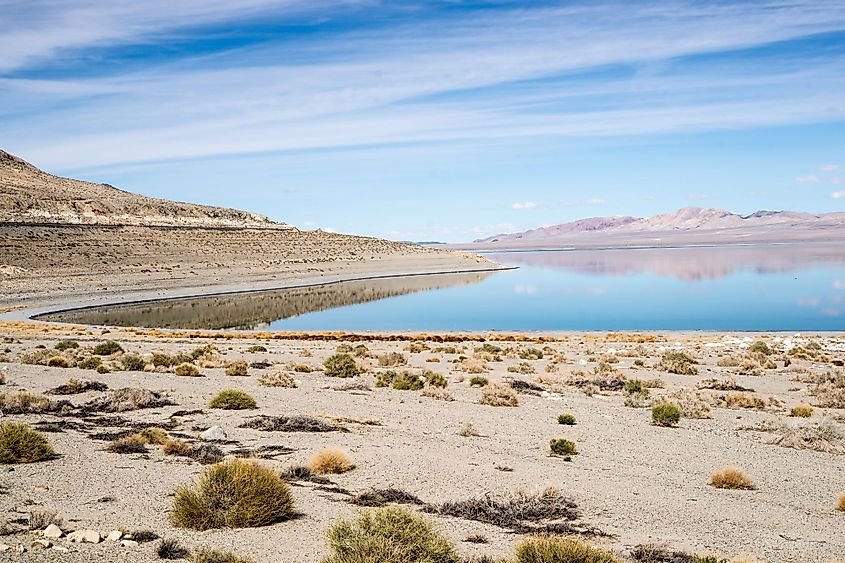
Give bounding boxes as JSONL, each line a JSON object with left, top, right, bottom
{"left": 1, "top": 0, "right": 844, "bottom": 242}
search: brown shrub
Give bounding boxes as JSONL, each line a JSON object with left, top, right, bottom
{"left": 308, "top": 448, "right": 354, "bottom": 474}
{"left": 710, "top": 467, "right": 755, "bottom": 490}
{"left": 479, "top": 383, "right": 518, "bottom": 407}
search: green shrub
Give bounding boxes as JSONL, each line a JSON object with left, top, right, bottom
{"left": 225, "top": 361, "right": 249, "bottom": 377}
{"left": 151, "top": 352, "right": 175, "bottom": 367}
{"left": 519, "top": 348, "right": 544, "bottom": 360}
{"left": 469, "top": 376, "right": 488, "bottom": 387}
{"left": 324, "top": 354, "right": 361, "bottom": 378}
{"left": 96, "top": 364, "right": 110, "bottom": 374}
{"left": 140, "top": 427, "right": 169, "bottom": 445}
{"left": 549, "top": 438, "right": 577, "bottom": 456}
{"left": 375, "top": 370, "right": 396, "bottom": 388}
{"left": 392, "top": 371, "right": 425, "bottom": 391}
{"left": 46, "top": 356, "right": 69, "bottom": 368}
{"left": 321, "top": 507, "right": 460, "bottom": 563}
{"left": 658, "top": 352, "right": 698, "bottom": 375}
{"left": 790, "top": 404, "right": 814, "bottom": 418}
{"left": 508, "top": 362, "right": 535, "bottom": 374}
{"left": 477, "top": 343, "right": 502, "bottom": 355}
{"left": 193, "top": 547, "right": 255, "bottom": 563}
{"left": 0, "top": 422, "right": 54, "bottom": 464}
{"left": 557, "top": 413, "right": 576, "bottom": 425}
{"left": 77, "top": 356, "right": 102, "bottom": 370}
{"left": 93, "top": 341, "right": 123, "bottom": 355}
{"left": 208, "top": 389, "right": 257, "bottom": 410}
{"left": 54, "top": 339, "right": 79, "bottom": 351}
{"left": 246, "top": 345, "right": 267, "bottom": 353}
{"left": 514, "top": 536, "right": 619, "bottom": 563}
{"left": 623, "top": 379, "right": 644, "bottom": 395}
{"left": 171, "top": 459, "right": 295, "bottom": 530}
{"left": 651, "top": 403, "right": 682, "bottom": 427}
{"left": 121, "top": 353, "right": 146, "bottom": 371}
{"left": 424, "top": 371, "right": 447, "bottom": 388}
{"left": 748, "top": 340, "right": 773, "bottom": 356}
{"left": 378, "top": 352, "right": 407, "bottom": 367}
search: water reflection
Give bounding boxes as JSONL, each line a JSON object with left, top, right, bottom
{"left": 41, "top": 271, "right": 493, "bottom": 329}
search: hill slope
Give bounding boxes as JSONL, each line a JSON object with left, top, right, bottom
{"left": 0, "top": 149, "right": 290, "bottom": 229}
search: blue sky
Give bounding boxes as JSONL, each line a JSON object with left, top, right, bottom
{"left": 1, "top": 0, "right": 844, "bottom": 241}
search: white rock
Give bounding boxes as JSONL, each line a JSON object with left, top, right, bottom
{"left": 201, "top": 426, "right": 227, "bottom": 441}
{"left": 67, "top": 530, "right": 101, "bottom": 544}
{"left": 105, "top": 530, "right": 123, "bottom": 542}
{"left": 30, "top": 539, "right": 51, "bottom": 550}
{"left": 0, "top": 544, "right": 10, "bottom": 552}
{"left": 53, "top": 545, "right": 70, "bottom": 553}
{"left": 43, "top": 524, "right": 63, "bottom": 539}
{"left": 120, "top": 540, "right": 139, "bottom": 548}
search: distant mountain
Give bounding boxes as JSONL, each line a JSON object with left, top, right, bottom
{"left": 0, "top": 149, "right": 293, "bottom": 229}
{"left": 469, "top": 207, "right": 845, "bottom": 248}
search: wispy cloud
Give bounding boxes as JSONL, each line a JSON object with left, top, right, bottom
{"left": 512, "top": 201, "right": 537, "bottom": 210}
{"left": 821, "top": 164, "right": 841, "bottom": 172}
{"left": 831, "top": 190, "right": 845, "bottom": 199}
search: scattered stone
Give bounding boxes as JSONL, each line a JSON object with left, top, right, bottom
{"left": 43, "top": 523, "right": 63, "bottom": 539}
{"left": 120, "top": 539, "right": 139, "bottom": 548}
{"left": 0, "top": 544, "right": 10, "bottom": 552}
{"left": 200, "top": 426, "right": 227, "bottom": 441}
{"left": 67, "top": 530, "right": 101, "bottom": 544}
{"left": 30, "top": 539, "right": 51, "bottom": 550}
{"left": 12, "top": 543, "right": 25, "bottom": 553}
{"left": 105, "top": 530, "right": 123, "bottom": 542}
{"left": 53, "top": 545, "right": 70, "bottom": 552}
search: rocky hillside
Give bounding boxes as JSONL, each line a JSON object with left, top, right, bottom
{"left": 474, "top": 207, "right": 845, "bottom": 245}
{"left": 0, "top": 149, "right": 292, "bottom": 229}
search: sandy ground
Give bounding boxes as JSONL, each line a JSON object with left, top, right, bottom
{"left": 1, "top": 324, "right": 844, "bottom": 562}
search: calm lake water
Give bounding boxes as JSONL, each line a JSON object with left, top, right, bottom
{"left": 41, "top": 244, "right": 845, "bottom": 331}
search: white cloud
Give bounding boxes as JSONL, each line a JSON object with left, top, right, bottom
{"left": 512, "top": 201, "right": 537, "bottom": 210}
{"left": 821, "top": 164, "right": 841, "bottom": 172}
{"left": 833, "top": 280, "right": 845, "bottom": 290}
{"left": 831, "top": 190, "right": 845, "bottom": 199}
{"left": 795, "top": 175, "right": 821, "bottom": 184}
{"left": 583, "top": 198, "right": 606, "bottom": 205}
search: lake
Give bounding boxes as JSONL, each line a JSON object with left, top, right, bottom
{"left": 39, "top": 244, "right": 845, "bottom": 331}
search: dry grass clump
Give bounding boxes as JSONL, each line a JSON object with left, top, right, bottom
{"left": 246, "top": 345, "right": 268, "bottom": 353}
{"left": 350, "top": 488, "right": 423, "bottom": 507}
{"left": 836, "top": 492, "right": 845, "bottom": 512}
{"left": 697, "top": 378, "right": 753, "bottom": 392}
{"left": 93, "top": 340, "right": 123, "bottom": 355}
{"left": 121, "top": 353, "right": 146, "bottom": 371}
{"left": 710, "top": 467, "right": 755, "bottom": 490}
{"left": 321, "top": 507, "right": 459, "bottom": 563}
{"left": 479, "top": 383, "right": 519, "bottom": 407}
{"left": 258, "top": 370, "right": 297, "bottom": 388}
{"left": 308, "top": 448, "right": 354, "bottom": 474}
{"left": 0, "top": 422, "right": 54, "bottom": 464}
{"left": 157, "top": 538, "right": 190, "bottom": 560}
{"left": 171, "top": 459, "right": 295, "bottom": 530}
{"left": 724, "top": 392, "right": 766, "bottom": 410}
{"left": 28, "top": 509, "right": 61, "bottom": 530}
{"left": 291, "top": 363, "right": 314, "bottom": 373}
{"left": 107, "top": 435, "right": 148, "bottom": 454}
{"left": 208, "top": 389, "right": 257, "bottom": 410}
{"left": 140, "top": 427, "right": 169, "bottom": 445}
{"left": 46, "top": 355, "right": 70, "bottom": 368}
{"left": 425, "top": 488, "right": 579, "bottom": 533}
{"left": 377, "top": 352, "right": 407, "bottom": 367}
{"left": 163, "top": 439, "right": 193, "bottom": 457}
{"left": 457, "top": 357, "right": 488, "bottom": 373}
{"left": 457, "top": 422, "right": 480, "bottom": 437}
{"left": 193, "top": 547, "right": 255, "bottom": 563}
{"left": 47, "top": 378, "right": 108, "bottom": 395}
{"left": 657, "top": 351, "right": 698, "bottom": 375}
{"left": 789, "top": 404, "right": 814, "bottom": 418}
{"left": 766, "top": 419, "right": 845, "bottom": 453}
{"left": 508, "top": 362, "right": 535, "bottom": 374}
{"left": 469, "top": 376, "right": 489, "bottom": 387}
{"left": 225, "top": 361, "right": 249, "bottom": 377}
{"left": 651, "top": 403, "right": 682, "bottom": 427}
{"left": 324, "top": 353, "right": 361, "bottom": 378}
{"left": 810, "top": 370, "right": 845, "bottom": 408}
{"left": 667, "top": 389, "right": 711, "bottom": 419}
{"left": 514, "top": 536, "right": 619, "bottom": 563}
{"left": 85, "top": 387, "right": 174, "bottom": 412}
{"left": 0, "top": 391, "right": 57, "bottom": 413}
{"left": 241, "top": 415, "right": 339, "bottom": 433}
{"left": 421, "top": 386, "right": 454, "bottom": 401}
{"left": 174, "top": 363, "right": 200, "bottom": 377}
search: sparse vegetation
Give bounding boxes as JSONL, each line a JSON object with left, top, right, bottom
{"left": 209, "top": 389, "right": 257, "bottom": 410}
{"left": 258, "top": 370, "right": 297, "bottom": 388}
{"left": 93, "top": 340, "right": 123, "bottom": 355}
{"left": 519, "top": 348, "right": 544, "bottom": 360}
{"left": 157, "top": 538, "right": 190, "bottom": 560}
{"left": 77, "top": 356, "right": 102, "bottom": 370}
{"left": 175, "top": 362, "right": 201, "bottom": 377}
{"left": 790, "top": 404, "right": 814, "bottom": 418}
{"left": 378, "top": 352, "right": 407, "bottom": 367}
{"left": 324, "top": 353, "right": 361, "bottom": 378}
{"left": 54, "top": 339, "right": 79, "bottom": 351}
{"left": 0, "top": 391, "right": 57, "bottom": 413}
{"left": 47, "top": 378, "right": 107, "bottom": 395}
{"left": 246, "top": 345, "right": 268, "bottom": 353}
{"left": 85, "top": 387, "right": 173, "bottom": 412}
{"left": 479, "top": 383, "right": 519, "bottom": 407}
{"left": 651, "top": 403, "right": 682, "bottom": 427}
{"left": 107, "top": 435, "right": 148, "bottom": 454}
{"left": 121, "top": 353, "right": 146, "bottom": 371}
{"left": 710, "top": 467, "right": 755, "bottom": 490}
{"left": 321, "top": 507, "right": 459, "bottom": 563}
{"left": 0, "top": 422, "right": 54, "bottom": 464}
{"left": 658, "top": 351, "right": 698, "bottom": 375}
{"left": 550, "top": 438, "right": 577, "bottom": 456}
{"left": 171, "top": 459, "right": 295, "bottom": 530}
{"left": 308, "top": 448, "right": 354, "bottom": 474}
{"left": 558, "top": 413, "right": 576, "bottom": 425}
{"left": 514, "top": 536, "right": 619, "bottom": 563}
{"left": 469, "top": 376, "right": 488, "bottom": 387}
{"left": 225, "top": 361, "right": 249, "bottom": 377}
{"left": 46, "top": 355, "right": 70, "bottom": 368}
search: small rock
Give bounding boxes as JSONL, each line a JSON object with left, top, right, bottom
{"left": 53, "top": 545, "right": 70, "bottom": 553}
{"left": 43, "top": 524, "right": 63, "bottom": 539}
{"left": 120, "top": 540, "right": 138, "bottom": 548}
{"left": 67, "top": 530, "right": 101, "bottom": 544}
{"left": 200, "top": 426, "right": 227, "bottom": 441}
{"left": 105, "top": 530, "right": 122, "bottom": 542}
{"left": 0, "top": 544, "right": 10, "bottom": 552}
{"left": 12, "top": 544, "right": 25, "bottom": 553}
{"left": 34, "top": 484, "right": 49, "bottom": 492}
{"left": 30, "top": 539, "right": 51, "bottom": 550}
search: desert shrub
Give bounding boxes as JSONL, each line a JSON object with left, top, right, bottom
{"left": 246, "top": 345, "right": 267, "bottom": 353}
{"left": 209, "top": 389, "right": 257, "bottom": 410}
{"left": 550, "top": 438, "right": 577, "bottom": 456}
{"left": 171, "top": 459, "right": 295, "bottom": 530}
{"left": 54, "top": 339, "right": 79, "bottom": 351}
{"left": 45, "top": 354, "right": 70, "bottom": 368}
{"left": 77, "top": 356, "right": 102, "bottom": 370}
{"left": 651, "top": 403, "right": 682, "bottom": 427}
{"left": 810, "top": 371, "right": 845, "bottom": 408}
{"left": 667, "top": 389, "right": 711, "bottom": 419}
{"left": 766, "top": 420, "right": 845, "bottom": 453}
{"left": 479, "top": 383, "right": 518, "bottom": 407}
{"left": 151, "top": 352, "right": 175, "bottom": 367}
{"left": 508, "top": 362, "right": 535, "bottom": 374}
{"left": 292, "top": 363, "right": 314, "bottom": 373}
{"left": 375, "top": 370, "right": 396, "bottom": 388}
{"left": 225, "top": 361, "right": 249, "bottom": 377}
{"left": 457, "top": 422, "right": 480, "bottom": 437}
{"left": 322, "top": 507, "right": 459, "bottom": 563}
{"left": 0, "top": 422, "right": 54, "bottom": 464}
{"left": 790, "top": 405, "right": 814, "bottom": 418}
{"left": 477, "top": 343, "right": 502, "bottom": 355}
{"left": 107, "top": 435, "right": 148, "bottom": 454}
{"left": 28, "top": 509, "right": 61, "bottom": 530}
{"left": 163, "top": 439, "right": 193, "bottom": 457}
{"left": 558, "top": 413, "right": 576, "bottom": 425}
{"left": 175, "top": 363, "right": 200, "bottom": 377}
{"left": 93, "top": 340, "right": 123, "bottom": 355}
{"left": 624, "top": 379, "right": 645, "bottom": 395}
{"left": 519, "top": 348, "right": 544, "bottom": 360}
{"left": 258, "top": 370, "right": 296, "bottom": 388}
{"left": 457, "top": 357, "right": 488, "bottom": 373}
{"left": 624, "top": 389, "right": 652, "bottom": 408}
{"left": 406, "top": 342, "right": 430, "bottom": 354}
{"left": 424, "top": 371, "right": 447, "bottom": 388}
{"left": 514, "top": 536, "right": 619, "bottom": 563}
{"left": 633, "top": 359, "right": 645, "bottom": 367}
{"left": 836, "top": 492, "right": 845, "bottom": 512}
{"left": 308, "top": 448, "right": 354, "bottom": 474}
{"left": 392, "top": 371, "right": 425, "bottom": 391}
{"left": 710, "top": 467, "right": 755, "bottom": 490}
{"left": 97, "top": 364, "right": 110, "bottom": 374}
{"left": 378, "top": 352, "right": 407, "bottom": 367}
{"left": 324, "top": 353, "right": 361, "bottom": 378}
{"left": 121, "top": 353, "right": 146, "bottom": 371}
{"left": 0, "top": 391, "right": 57, "bottom": 413}
{"left": 469, "top": 376, "right": 488, "bottom": 387}
{"left": 658, "top": 351, "right": 698, "bottom": 375}
{"left": 241, "top": 415, "right": 339, "bottom": 433}
{"left": 84, "top": 387, "right": 173, "bottom": 412}
{"left": 748, "top": 341, "right": 773, "bottom": 356}
{"left": 193, "top": 547, "right": 255, "bottom": 563}
{"left": 140, "top": 427, "right": 169, "bottom": 445}
{"left": 350, "top": 488, "right": 423, "bottom": 507}
{"left": 421, "top": 386, "right": 454, "bottom": 401}
{"left": 157, "top": 538, "right": 190, "bottom": 560}
{"left": 724, "top": 393, "right": 766, "bottom": 410}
